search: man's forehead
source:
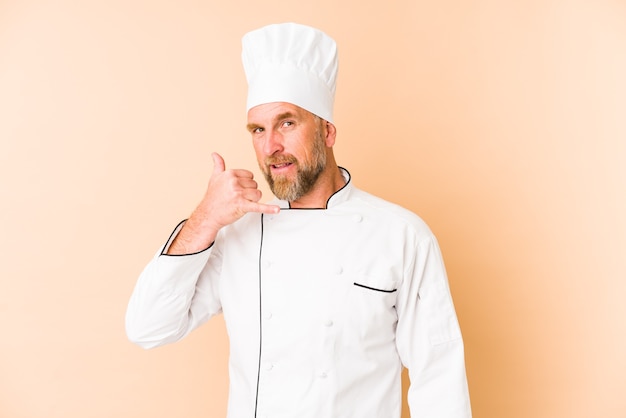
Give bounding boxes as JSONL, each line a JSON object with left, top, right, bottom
{"left": 247, "top": 102, "right": 309, "bottom": 124}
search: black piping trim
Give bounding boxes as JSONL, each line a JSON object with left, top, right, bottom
{"left": 327, "top": 166, "right": 351, "bottom": 208}
{"left": 253, "top": 214, "right": 265, "bottom": 418}
{"left": 353, "top": 282, "right": 398, "bottom": 293}
{"left": 159, "top": 219, "right": 214, "bottom": 257}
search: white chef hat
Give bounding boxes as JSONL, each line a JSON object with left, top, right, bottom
{"left": 242, "top": 22, "right": 338, "bottom": 123}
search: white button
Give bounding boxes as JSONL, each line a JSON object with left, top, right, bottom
{"left": 264, "top": 312, "right": 273, "bottom": 320}
{"left": 263, "top": 260, "right": 272, "bottom": 269}
{"left": 264, "top": 362, "right": 273, "bottom": 371}
{"left": 319, "top": 371, "right": 328, "bottom": 378}
{"left": 324, "top": 319, "right": 334, "bottom": 327}
{"left": 334, "top": 265, "right": 343, "bottom": 275}
{"left": 353, "top": 214, "right": 363, "bottom": 223}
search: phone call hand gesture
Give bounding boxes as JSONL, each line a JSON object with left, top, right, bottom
{"left": 167, "top": 152, "right": 279, "bottom": 254}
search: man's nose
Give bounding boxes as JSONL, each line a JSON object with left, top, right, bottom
{"left": 264, "top": 130, "right": 284, "bottom": 155}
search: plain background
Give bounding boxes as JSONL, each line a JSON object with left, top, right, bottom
{"left": 1, "top": 0, "right": 625, "bottom": 417}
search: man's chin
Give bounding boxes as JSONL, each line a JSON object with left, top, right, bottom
{"left": 269, "top": 171, "right": 296, "bottom": 186}
{"left": 270, "top": 180, "right": 297, "bottom": 200}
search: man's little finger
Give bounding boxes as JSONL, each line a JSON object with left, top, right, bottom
{"left": 246, "top": 202, "right": 280, "bottom": 215}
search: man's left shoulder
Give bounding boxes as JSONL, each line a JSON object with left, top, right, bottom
{"left": 348, "top": 187, "right": 434, "bottom": 236}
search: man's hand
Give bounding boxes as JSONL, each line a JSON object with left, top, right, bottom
{"left": 166, "top": 152, "right": 280, "bottom": 254}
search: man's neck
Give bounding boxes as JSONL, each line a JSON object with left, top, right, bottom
{"left": 289, "top": 165, "right": 345, "bottom": 209}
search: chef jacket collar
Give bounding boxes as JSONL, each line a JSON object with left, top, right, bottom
{"left": 275, "top": 167, "right": 352, "bottom": 210}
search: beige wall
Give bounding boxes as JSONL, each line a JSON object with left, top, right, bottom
{"left": 1, "top": 1, "right": 625, "bottom": 417}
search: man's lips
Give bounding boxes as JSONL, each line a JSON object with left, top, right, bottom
{"left": 271, "top": 162, "right": 293, "bottom": 169}
{"left": 266, "top": 156, "right": 297, "bottom": 173}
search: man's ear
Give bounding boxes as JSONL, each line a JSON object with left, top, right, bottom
{"left": 325, "top": 121, "right": 337, "bottom": 147}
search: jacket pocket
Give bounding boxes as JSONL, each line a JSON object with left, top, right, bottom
{"left": 340, "top": 276, "right": 399, "bottom": 339}
{"left": 353, "top": 276, "right": 398, "bottom": 294}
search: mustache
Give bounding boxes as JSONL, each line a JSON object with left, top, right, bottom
{"left": 264, "top": 154, "right": 298, "bottom": 166}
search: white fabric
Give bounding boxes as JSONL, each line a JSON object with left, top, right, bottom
{"left": 126, "top": 169, "right": 472, "bottom": 418}
{"left": 242, "top": 23, "right": 338, "bottom": 123}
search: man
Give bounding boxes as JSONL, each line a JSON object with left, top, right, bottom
{"left": 126, "top": 22, "right": 472, "bottom": 417}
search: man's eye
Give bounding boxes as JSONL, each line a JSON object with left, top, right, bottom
{"left": 282, "top": 121, "right": 294, "bottom": 127}
{"left": 253, "top": 127, "right": 264, "bottom": 133}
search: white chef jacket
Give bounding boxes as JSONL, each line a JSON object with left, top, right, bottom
{"left": 126, "top": 168, "right": 471, "bottom": 418}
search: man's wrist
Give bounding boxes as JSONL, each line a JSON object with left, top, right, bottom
{"left": 166, "top": 218, "right": 218, "bottom": 255}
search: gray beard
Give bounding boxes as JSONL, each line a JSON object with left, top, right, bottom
{"left": 264, "top": 157, "right": 326, "bottom": 202}
{"left": 263, "top": 129, "right": 327, "bottom": 202}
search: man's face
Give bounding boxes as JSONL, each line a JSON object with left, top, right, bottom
{"left": 247, "top": 102, "right": 328, "bottom": 202}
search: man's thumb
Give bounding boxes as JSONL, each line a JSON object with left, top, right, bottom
{"left": 212, "top": 152, "right": 226, "bottom": 174}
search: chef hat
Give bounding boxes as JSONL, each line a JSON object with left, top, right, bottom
{"left": 242, "top": 22, "right": 338, "bottom": 123}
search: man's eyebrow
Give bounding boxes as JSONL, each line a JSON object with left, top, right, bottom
{"left": 246, "top": 122, "right": 261, "bottom": 132}
{"left": 246, "top": 111, "right": 299, "bottom": 132}
{"left": 275, "top": 111, "right": 297, "bottom": 121}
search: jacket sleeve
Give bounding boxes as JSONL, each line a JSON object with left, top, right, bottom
{"left": 395, "top": 235, "right": 472, "bottom": 417}
{"left": 125, "top": 221, "right": 223, "bottom": 349}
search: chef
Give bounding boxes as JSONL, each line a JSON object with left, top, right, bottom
{"left": 126, "top": 22, "right": 472, "bottom": 418}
